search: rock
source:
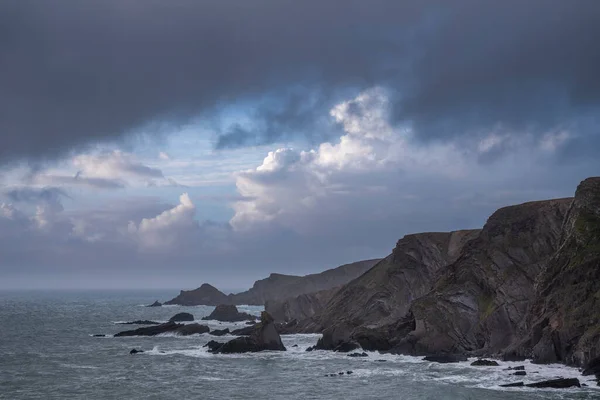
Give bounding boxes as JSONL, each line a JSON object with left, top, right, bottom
{"left": 210, "top": 328, "right": 230, "bottom": 336}
{"left": 92, "top": 334, "right": 106, "bottom": 337}
{"left": 130, "top": 349, "right": 144, "bottom": 354}
{"left": 230, "top": 326, "right": 255, "bottom": 336}
{"left": 147, "top": 300, "right": 162, "bottom": 307}
{"left": 347, "top": 352, "right": 369, "bottom": 357}
{"left": 338, "top": 372, "right": 344, "bottom": 375}
{"left": 164, "top": 283, "right": 232, "bottom": 306}
{"left": 169, "top": 312, "right": 194, "bottom": 322}
{"left": 265, "top": 287, "right": 340, "bottom": 323}
{"left": 583, "top": 356, "right": 600, "bottom": 380}
{"left": 499, "top": 382, "right": 524, "bottom": 387}
{"left": 116, "top": 320, "right": 160, "bottom": 325}
{"left": 201, "top": 304, "right": 256, "bottom": 322}
{"left": 516, "top": 178, "right": 600, "bottom": 367}
{"left": 346, "top": 371, "right": 353, "bottom": 375}
{"left": 525, "top": 378, "right": 580, "bottom": 389}
{"left": 502, "top": 353, "right": 527, "bottom": 362}
{"left": 305, "top": 346, "right": 315, "bottom": 352}
{"left": 471, "top": 359, "right": 499, "bottom": 366}
{"left": 292, "top": 344, "right": 298, "bottom": 347}
{"left": 176, "top": 323, "right": 210, "bottom": 336}
{"left": 423, "top": 354, "right": 468, "bottom": 363}
{"left": 245, "top": 321, "right": 256, "bottom": 325}
{"left": 375, "top": 359, "right": 387, "bottom": 362}
{"left": 204, "top": 340, "right": 224, "bottom": 352}
{"left": 115, "top": 321, "right": 208, "bottom": 337}
{"left": 213, "top": 312, "right": 286, "bottom": 353}
{"left": 333, "top": 341, "right": 360, "bottom": 353}
{"left": 512, "top": 371, "right": 527, "bottom": 376}
{"left": 506, "top": 365, "right": 525, "bottom": 371}
{"left": 312, "top": 230, "right": 480, "bottom": 353}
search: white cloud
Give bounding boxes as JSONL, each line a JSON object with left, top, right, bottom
{"left": 128, "top": 193, "right": 197, "bottom": 249}
{"left": 158, "top": 151, "right": 171, "bottom": 160}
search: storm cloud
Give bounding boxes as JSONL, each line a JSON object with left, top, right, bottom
{"left": 2, "top": 0, "right": 599, "bottom": 163}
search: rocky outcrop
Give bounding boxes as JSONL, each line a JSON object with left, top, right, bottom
{"left": 164, "top": 283, "right": 231, "bottom": 306}
{"left": 265, "top": 287, "right": 338, "bottom": 323}
{"left": 210, "top": 312, "right": 286, "bottom": 353}
{"left": 310, "top": 230, "right": 480, "bottom": 350}
{"left": 165, "top": 259, "right": 380, "bottom": 306}
{"left": 508, "top": 178, "right": 600, "bottom": 367}
{"left": 114, "top": 322, "right": 209, "bottom": 336}
{"left": 147, "top": 300, "right": 162, "bottom": 307}
{"left": 397, "top": 198, "right": 570, "bottom": 356}
{"left": 201, "top": 304, "right": 256, "bottom": 322}
{"left": 169, "top": 312, "right": 194, "bottom": 322}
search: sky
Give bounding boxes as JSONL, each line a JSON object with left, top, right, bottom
{"left": 1, "top": 0, "right": 599, "bottom": 290}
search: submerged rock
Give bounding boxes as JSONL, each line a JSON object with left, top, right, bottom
{"left": 212, "top": 312, "right": 286, "bottom": 354}
{"left": 169, "top": 312, "right": 194, "bottom": 322}
{"left": 202, "top": 304, "right": 256, "bottom": 322}
{"left": 147, "top": 300, "right": 162, "bottom": 307}
{"left": 499, "top": 382, "right": 524, "bottom": 387}
{"left": 130, "top": 349, "right": 144, "bottom": 354}
{"left": 347, "top": 352, "right": 368, "bottom": 357}
{"left": 471, "top": 359, "right": 499, "bottom": 366}
{"left": 92, "top": 334, "right": 106, "bottom": 337}
{"left": 505, "top": 365, "right": 525, "bottom": 371}
{"left": 423, "top": 354, "right": 468, "bottom": 363}
{"left": 526, "top": 378, "right": 580, "bottom": 389}
{"left": 333, "top": 341, "right": 360, "bottom": 353}
{"left": 512, "top": 371, "right": 527, "bottom": 376}
{"left": 116, "top": 320, "right": 160, "bottom": 325}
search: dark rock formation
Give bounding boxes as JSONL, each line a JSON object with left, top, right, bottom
{"left": 506, "top": 365, "right": 525, "bottom": 371}
{"left": 164, "top": 283, "right": 231, "bottom": 306}
{"left": 201, "top": 304, "right": 256, "bottom": 322}
{"left": 510, "top": 178, "right": 600, "bottom": 367}
{"left": 147, "top": 300, "right": 162, "bottom": 307}
{"left": 92, "top": 334, "right": 106, "bottom": 337}
{"left": 583, "top": 356, "right": 600, "bottom": 385}
{"left": 166, "top": 259, "right": 380, "bottom": 306}
{"left": 470, "top": 359, "right": 499, "bottom": 366}
{"left": 526, "top": 378, "right": 580, "bottom": 388}
{"left": 130, "top": 349, "right": 144, "bottom": 354}
{"left": 115, "top": 321, "right": 209, "bottom": 337}
{"left": 203, "top": 340, "right": 224, "bottom": 352}
{"left": 116, "top": 320, "right": 160, "bottom": 325}
{"left": 168, "top": 312, "right": 194, "bottom": 322}
{"left": 394, "top": 198, "right": 570, "bottom": 356}
{"left": 512, "top": 371, "right": 527, "bottom": 376}
{"left": 230, "top": 325, "right": 255, "bottom": 336}
{"left": 423, "top": 354, "right": 468, "bottom": 363}
{"left": 210, "top": 328, "right": 230, "bottom": 336}
{"left": 333, "top": 342, "right": 360, "bottom": 353}
{"left": 175, "top": 323, "right": 210, "bottom": 336}
{"left": 310, "top": 230, "right": 480, "bottom": 351}
{"left": 211, "top": 312, "right": 286, "bottom": 354}
{"left": 265, "top": 287, "right": 339, "bottom": 323}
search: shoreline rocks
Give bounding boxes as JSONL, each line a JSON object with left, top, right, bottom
{"left": 209, "top": 312, "right": 286, "bottom": 354}
{"left": 115, "top": 321, "right": 209, "bottom": 337}
{"left": 201, "top": 305, "right": 256, "bottom": 322}
{"left": 147, "top": 300, "right": 162, "bottom": 307}
{"left": 169, "top": 312, "right": 194, "bottom": 322}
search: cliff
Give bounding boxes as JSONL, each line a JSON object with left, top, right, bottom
{"left": 509, "top": 177, "right": 600, "bottom": 367}
{"left": 398, "top": 198, "right": 571, "bottom": 355}
{"left": 165, "top": 259, "right": 380, "bottom": 306}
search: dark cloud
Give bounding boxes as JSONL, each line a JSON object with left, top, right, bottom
{"left": 3, "top": 0, "right": 599, "bottom": 162}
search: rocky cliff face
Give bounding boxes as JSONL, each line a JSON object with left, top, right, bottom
{"left": 165, "top": 259, "right": 380, "bottom": 306}
{"left": 397, "top": 198, "right": 571, "bottom": 356}
{"left": 312, "top": 230, "right": 480, "bottom": 350}
{"left": 265, "top": 287, "right": 339, "bottom": 323}
{"left": 509, "top": 178, "right": 600, "bottom": 367}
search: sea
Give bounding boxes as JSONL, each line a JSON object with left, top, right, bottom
{"left": 0, "top": 290, "right": 598, "bottom": 400}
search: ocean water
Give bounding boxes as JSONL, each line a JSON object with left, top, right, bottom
{"left": 0, "top": 290, "right": 598, "bottom": 400}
